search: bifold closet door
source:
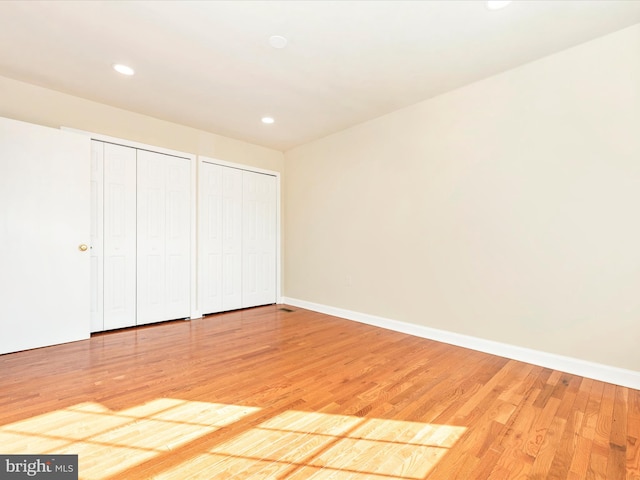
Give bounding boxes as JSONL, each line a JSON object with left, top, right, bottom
{"left": 200, "top": 163, "right": 242, "bottom": 314}
{"left": 102, "top": 143, "right": 137, "bottom": 330}
{"left": 137, "top": 150, "right": 191, "bottom": 325}
{"left": 200, "top": 162, "right": 223, "bottom": 314}
{"left": 222, "top": 167, "right": 243, "bottom": 310}
{"left": 242, "top": 171, "right": 277, "bottom": 308}
{"left": 90, "top": 141, "right": 137, "bottom": 332}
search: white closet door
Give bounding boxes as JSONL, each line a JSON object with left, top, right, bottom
{"left": 200, "top": 162, "right": 223, "bottom": 314}
{"left": 103, "top": 142, "right": 137, "bottom": 330}
{"left": 137, "top": 150, "right": 190, "bottom": 325}
{"left": 222, "top": 167, "right": 243, "bottom": 310}
{"left": 165, "top": 155, "right": 191, "bottom": 320}
{"left": 242, "top": 171, "right": 277, "bottom": 308}
{"left": 199, "top": 163, "right": 243, "bottom": 314}
{"left": 137, "top": 150, "right": 166, "bottom": 324}
{"left": 90, "top": 141, "right": 104, "bottom": 332}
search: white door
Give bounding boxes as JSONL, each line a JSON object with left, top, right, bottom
{"left": 164, "top": 155, "right": 191, "bottom": 320}
{"left": 137, "top": 150, "right": 190, "bottom": 325}
{"left": 199, "top": 163, "right": 243, "bottom": 314}
{"left": 0, "top": 116, "right": 90, "bottom": 354}
{"left": 242, "top": 171, "right": 277, "bottom": 308}
{"left": 200, "top": 162, "right": 223, "bottom": 314}
{"left": 102, "top": 142, "right": 137, "bottom": 330}
{"left": 222, "top": 167, "right": 243, "bottom": 310}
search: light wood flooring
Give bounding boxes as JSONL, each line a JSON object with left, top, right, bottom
{"left": 0, "top": 305, "right": 638, "bottom": 479}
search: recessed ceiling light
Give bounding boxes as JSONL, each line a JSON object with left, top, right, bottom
{"left": 261, "top": 117, "right": 275, "bottom": 124}
{"left": 113, "top": 63, "right": 135, "bottom": 76}
{"left": 487, "top": 1, "right": 512, "bottom": 10}
{"left": 268, "top": 35, "right": 288, "bottom": 49}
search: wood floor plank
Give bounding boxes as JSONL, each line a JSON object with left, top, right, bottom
{"left": 549, "top": 377, "right": 592, "bottom": 480}
{"left": 608, "top": 386, "right": 629, "bottom": 479}
{"left": 0, "top": 305, "right": 638, "bottom": 480}
{"left": 628, "top": 388, "right": 640, "bottom": 480}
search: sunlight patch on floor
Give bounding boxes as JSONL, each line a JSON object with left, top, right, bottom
{"left": 155, "top": 410, "right": 467, "bottom": 479}
{"left": 0, "top": 399, "right": 260, "bottom": 479}
{"left": 0, "top": 401, "right": 466, "bottom": 479}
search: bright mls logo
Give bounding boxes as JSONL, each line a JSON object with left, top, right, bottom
{"left": 0, "top": 455, "right": 77, "bottom": 479}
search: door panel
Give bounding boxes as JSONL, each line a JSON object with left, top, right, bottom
{"left": 242, "top": 171, "right": 276, "bottom": 308}
{"left": 200, "top": 163, "right": 243, "bottom": 313}
{"left": 164, "top": 156, "right": 191, "bottom": 320}
{"left": 103, "top": 143, "right": 136, "bottom": 330}
{"left": 0, "top": 117, "right": 90, "bottom": 354}
{"left": 137, "top": 150, "right": 190, "bottom": 325}
{"left": 222, "top": 167, "right": 243, "bottom": 310}
{"left": 199, "top": 162, "right": 223, "bottom": 314}
{"left": 137, "top": 150, "right": 166, "bottom": 324}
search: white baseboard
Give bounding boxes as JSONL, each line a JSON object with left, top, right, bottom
{"left": 282, "top": 297, "right": 640, "bottom": 390}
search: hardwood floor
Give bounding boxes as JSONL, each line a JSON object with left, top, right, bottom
{"left": 0, "top": 305, "right": 638, "bottom": 479}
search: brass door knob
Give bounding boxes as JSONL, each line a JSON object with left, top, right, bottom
{"left": 78, "top": 244, "right": 88, "bottom": 252}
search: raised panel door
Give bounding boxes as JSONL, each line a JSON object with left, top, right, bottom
{"left": 164, "top": 155, "right": 191, "bottom": 320}
{"left": 103, "top": 142, "right": 137, "bottom": 330}
{"left": 199, "top": 162, "right": 223, "bottom": 315}
{"left": 137, "top": 150, "right": 166, "bottom": 324}
{"left": 222, "top": 167, "right": 243, "bottom": 311}
{"left": 242, "top": 171, "right": 276, "bottom": 308}
{"left": 137, "top": 150, "right": 190, "bottom": 325}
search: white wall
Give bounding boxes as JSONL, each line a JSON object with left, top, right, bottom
{"left": 284, "top": 24, "right": 640, "bottom": 372}
{"left": 0, "top": 75, "right": 284, "bottom": 173}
